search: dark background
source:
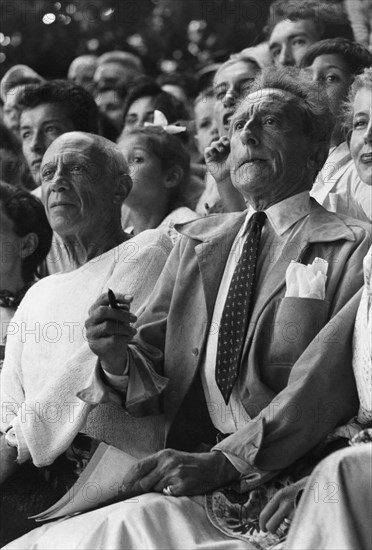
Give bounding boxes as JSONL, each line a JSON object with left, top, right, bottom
{"left": 0, "top": 0, "right": 273, "bottom": 79}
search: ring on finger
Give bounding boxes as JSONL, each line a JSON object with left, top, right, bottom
{"left": 276, "top": 518, "right": 291, "bottom": 538}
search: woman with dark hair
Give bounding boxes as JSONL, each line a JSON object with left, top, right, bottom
{"left": 0, "top": 181, "right": 52, "bottom": 346}
{"left": 119, "top": 77, "right": 190, "bottom": 139}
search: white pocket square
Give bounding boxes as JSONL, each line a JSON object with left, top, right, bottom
{"left": 285, "top": 257, "right": 328, "bottom": 299}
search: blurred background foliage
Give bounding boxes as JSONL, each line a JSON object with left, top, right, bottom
{"left": 0, "top": 0, "right": 273, "bottom": 78}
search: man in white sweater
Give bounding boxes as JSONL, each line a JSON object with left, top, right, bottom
{"left": 0, "top": 133, "right": 172, "bottom": 509}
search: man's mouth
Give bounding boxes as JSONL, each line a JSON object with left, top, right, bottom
{"left": 239, "top": 158, "right": 266, "bottom": 168}
{"left": 50, "top": 202, "right": 76, "bottom": 209}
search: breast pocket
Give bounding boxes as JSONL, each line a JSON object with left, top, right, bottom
{"left": 259, "top": 297, "right": 329, "bottom": 392}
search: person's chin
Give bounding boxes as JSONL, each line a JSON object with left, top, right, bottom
{"left": 50, "top": 215, "right": 78, "bottom": 235}
{"left": 360, "top": 169, "right": 372, "bottom": 187}
{"left": 32, "top": 172, "right": 42, "bottom": 187}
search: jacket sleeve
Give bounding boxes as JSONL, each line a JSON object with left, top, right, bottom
{"left": 122, "top": 239, "right": 184, "bottom": 416}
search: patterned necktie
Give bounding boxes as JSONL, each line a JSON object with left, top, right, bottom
{"left": 216, "top": 211, "right": 267, "bottom": 404}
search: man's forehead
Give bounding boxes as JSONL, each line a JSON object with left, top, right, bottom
{"left": 236, "top": 88, "right": 299, "bottom": 112}
{"left": 42, "top": 133, "right": 99, "bottom": 162}
{"left": 269, "top": 18, "right": 317, "bottom": 43}
{"left": 214, "top": 60, "right": 256, "bottom": 85}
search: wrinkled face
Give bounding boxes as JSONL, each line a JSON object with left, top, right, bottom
{"left": 269, "top": 19, "right": 320, "bottom": 67}
{"left": 118, "top": 135, "right": 166, "bottom": 205}
{"left": 3, "top": 87, "right": 22, "bottom": 137}
{"left": 305, "top": 54, "right": 352, "bottom": 117}
{"left": 213, "top": 60, "right": 260, "bottom": 135}
{"left": 95, "top": 89, "right": 126, "bottom": 130}
{"left": 350, "top": 87, "right": 372, "bottom": 186}
{"left": 194, "top": 95, "right": 219, "bottom": 157}
{"left": 229, "top": 89, "right": 312, "bottom": 208}
{"left": 122, "top": 96, "right": 155, "bottom": 135}
{"left": 20, "top": 103, "right": 75, "bottom": 186}
{"left": 40, "top": 134, "right": 114, "bottom": 239}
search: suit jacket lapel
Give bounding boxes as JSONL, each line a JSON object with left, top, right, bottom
{"left": 195, "top": 216, "right": 246, "bottom": 321}
{"left": 245, "top": 198, "right": 356, "bottom": 349}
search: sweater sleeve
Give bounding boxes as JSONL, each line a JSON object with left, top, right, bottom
{"left": 1, "top": 302, "right": 30, "bottom": 462}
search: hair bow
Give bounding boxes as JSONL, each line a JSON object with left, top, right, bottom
{"left": 144, "top": 110, "right": 186, "bottom": 134}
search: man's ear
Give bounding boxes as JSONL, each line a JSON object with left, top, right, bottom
{"left": 114, "top": 174, "right": 132, "bottom": 204}
{"left": 19, "top": 233, "right": 38, "bottom": 259}
{"left": 164, "top": 165, "right": 184, "bottom": 189}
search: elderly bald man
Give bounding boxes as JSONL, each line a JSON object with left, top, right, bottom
{"left": 0, "top": 132, "right": 171, "bottom": 541}
{"left": 9, "top": 69, "right": 371, "bottom": 550}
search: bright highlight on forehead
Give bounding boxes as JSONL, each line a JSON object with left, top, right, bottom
{"left": 42, "top": 131, "right": 129, "bottom": 174}
{"left": 245, "top": 88, "right": 298, "bottom": 103}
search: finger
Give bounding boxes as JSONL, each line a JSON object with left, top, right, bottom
{"left": 205, "top": 145, "right": 220, "bottom": 162}
{"left": 123, "top": 456, "right": 159, "bottom": 494}
{"left": 259, "top": 492, "right": 281, "bottom": 531}
{"left": 265, "top": 501, "right": 294, "bottom": 534}
{"left": 108, "top": 293, "right": 134, "bottom": 308}
{"left": 88, "top": 293, "right": 133, "bottom": 315}
{"left": 135, "top": 449, "right": 180, "bottom": 493}
{"left": 86, "top": 306, "right": 136, "bottom": 328}
{"left": 87, "top": 323, "right": 137, "bottom": 341}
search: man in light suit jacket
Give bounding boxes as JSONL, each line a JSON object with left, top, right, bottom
{"left": 12, "top": 68, "right": 370, "bottom": 549}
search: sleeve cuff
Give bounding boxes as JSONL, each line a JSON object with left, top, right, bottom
{"left": 219, "top": 451, "right": 252, "bottom": 475}
{"left": 77, "top": 359, "right": 124, "bottom": 406}
{"left": 101, "top": 363, "right": 129, "bottom": 393}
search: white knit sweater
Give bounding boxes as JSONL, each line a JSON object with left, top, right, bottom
{"left": 0, "top": 230, "right": 172, "bottom": 466}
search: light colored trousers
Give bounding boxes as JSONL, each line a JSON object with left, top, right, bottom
{"left": 285, "top": 444, "right": 372, "bottom": 550}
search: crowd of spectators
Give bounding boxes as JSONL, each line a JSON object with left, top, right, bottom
{"left": 0, "top": 1, "right": 371, "bottom": 549}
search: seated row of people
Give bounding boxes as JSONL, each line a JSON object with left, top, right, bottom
{"left": 0, "top": 2, "right": 371, "bottom": 546}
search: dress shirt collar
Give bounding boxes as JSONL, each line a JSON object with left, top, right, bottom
{"left": 244, "top": 191, "right": 312, "bottom": 236}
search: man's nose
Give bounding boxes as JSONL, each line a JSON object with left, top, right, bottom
{"left": 240, "top": 119, "right": 259, "bottom": 145}
{"left": 278, "top": 44, "right": 294, "bottom": 67}
{"left": 49, "top": 167, "right": 71, "bottom": 192}
{"left": 223, "top": 88, "right": 237, "bottom": 108}
{"left": 30, "top": 130, "right": 45, "bottom": 154}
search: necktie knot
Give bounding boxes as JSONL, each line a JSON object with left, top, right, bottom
{"left": 249, "top": 211, "right": 267, "bottom": 231}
